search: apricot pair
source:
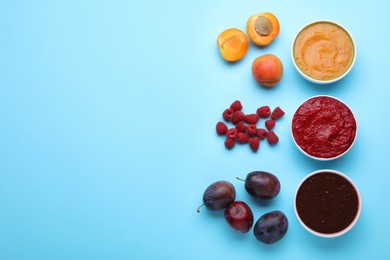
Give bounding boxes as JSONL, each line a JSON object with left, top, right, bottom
{"left": 217, "top": 12, "right": 280, "bottom": 62}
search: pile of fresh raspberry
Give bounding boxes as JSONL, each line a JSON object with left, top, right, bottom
{"left": 216, "top": 100, "right": 285, "bottom": 152}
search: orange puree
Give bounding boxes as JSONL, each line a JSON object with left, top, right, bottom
{"left": 293, "top": 22, "right": 354, "bottom": 80}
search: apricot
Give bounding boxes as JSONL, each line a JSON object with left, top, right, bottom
{"left": 252, "top": 54, "right": 283, "bottom": 87}
{"left": 217, "top": 28, "right": 249, "bottom": 62}
{"left": 246, "top": 12, "right": 280, "bottom": 46}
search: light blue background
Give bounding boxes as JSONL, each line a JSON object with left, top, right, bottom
{"left": 1, "top": 0, "right": 389, "bottom": 259}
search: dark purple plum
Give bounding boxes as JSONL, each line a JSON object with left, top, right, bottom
{"left": 197, "top": 181, "right": 236, "bottom": 212}
{"left": 253, "top": 210, "right": 288, "bottom": 244}
{"left": 224, "top": 201, "right": 254, "bottom": 233}
{"left": 243, "top": 171, "right": 280, "bottom": 199}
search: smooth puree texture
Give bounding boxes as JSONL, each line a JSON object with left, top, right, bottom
{"left": 293, "top": 22, "right": 354, "bottom": 81}
{"left": 295, "top": 171, "right": 360, "bottom": 235}
{"left": 292, "top": 96, "right": 357, "bottom": 159}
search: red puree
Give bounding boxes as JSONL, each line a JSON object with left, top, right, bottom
{"left": 292, "top": 96, "right": 357, "bottom": 158}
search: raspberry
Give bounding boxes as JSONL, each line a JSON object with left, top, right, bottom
{"left": 217, "top": 101, "right": 283, "bottom": 151}
{"left": 223, "top": 108, "right": 234, "bottom": 121}
{"left": 235, "top": 121, "right": 247, "bottom": 132}
{"left": 226, "top": 128, "right": 238, "bottom": 139}
{"left": 230, "top": 100, "right": 243, "bottom": 112}
{"left": 216, "top": 121, "right": 228, "bottom": 135}
{"left": 271, "top": 107, "right": 285, "bottom": 120}
{"left": 265, "top": 119, "right": 276, "bottom": 130}
{"left": 224, "top": 138, "right": 235, "bottom": 149}
{"left": 232, "top": 111, "right": 245, "bottom": 124}
{"left": 244, "top": 113, "right": 259, "bottom": 124}
{"left": 256, "top": 106, "right": 271, "bottom": 118}
{"left": 236, "top": 132, "right": 249, "bottom": 143}
{"left": 267, "top": 130, "right": 279, "bottom": 145}
{"left": 247, "top": 124, "right": 257, "bottom": 136}
{"left": 248, "top": 137, "right": 260, "bottom": 152}
{"left": 256, "top": 128, "right": 267, "bottom": 140}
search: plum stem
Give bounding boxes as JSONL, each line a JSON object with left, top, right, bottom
{"left": 236, "top": 177, "right": 245, "bottom": 182}
{"left": 197, "top": 203, "right": 204, "bottom": 213}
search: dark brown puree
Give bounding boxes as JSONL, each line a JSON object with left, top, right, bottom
{"left": 296, "top": 172, "right": 359, "bottom": 234}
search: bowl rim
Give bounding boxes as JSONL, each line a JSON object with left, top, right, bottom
{"left": 294, "top": 169, "right": 362, "bottom": 238}
{"left": 290, "top": 95, "right": 358, "bottom": 161}
{"left": 291, "top": 20, "right": 357, "bottom": 84}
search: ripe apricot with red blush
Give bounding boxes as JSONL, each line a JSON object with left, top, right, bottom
{"left": 251, "top": 54, "right": 283, "bottom": 87}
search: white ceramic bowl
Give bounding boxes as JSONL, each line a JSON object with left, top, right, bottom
{"left": 294, "top": 169, "right": 361, "bottom": 238}
{"left": 291, "top": 95, "right": 358, "bottom": 161}
{"left": 291, "top": 20, "right": 356, "bottom": 84}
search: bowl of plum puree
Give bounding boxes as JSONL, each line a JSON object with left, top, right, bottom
{"left": 294, "top": 169, "right": 361, "bottom": 238}
{"left": 291, "top": 95, "right": 357, "bottom": 161}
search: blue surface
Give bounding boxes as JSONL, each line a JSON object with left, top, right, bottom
{"left": 1, "top": 0, "right": 389, "bottom": 259}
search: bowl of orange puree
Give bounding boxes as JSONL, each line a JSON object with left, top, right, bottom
{"left": 292, "top": 21, "right": 356, "bottom": 84}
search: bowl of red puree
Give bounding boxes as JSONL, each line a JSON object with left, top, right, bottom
{"left": 291, "top": 95, "right": 357, "bottom": 160}
{"left": 294, "top": 169, "right": 361, "bottom": 238}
